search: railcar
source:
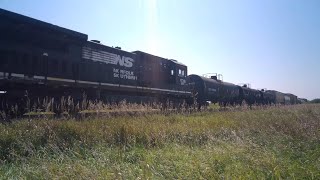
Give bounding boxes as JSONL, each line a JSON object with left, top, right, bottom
{"left": 286, "top": 93, "right": 298, "bottom": 105}
{"left": 260, "top": 89, "right": 275, "bottom": 105}
{"left": 297, "top": 98, "right": 308, "bottom": 104}
{"left": 237, "top": 85, "right": 262, "bottom": 105}
{"left": 187, "top": 74, "right": 240, "bottom": 107}
{"left": 265, "top": 90, "right": 292, "bottom": 105}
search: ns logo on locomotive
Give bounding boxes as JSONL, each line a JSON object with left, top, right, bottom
{"left": 0, "top": 8, "right": 304, "bottom": 114}
{"left": 82, "top": 46, "right": 134, "bottom": 68}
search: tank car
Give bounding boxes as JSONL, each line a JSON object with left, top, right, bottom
{"left": 266, "top": 90, "right": 289, "bottom": 104}
{"left": 260, "top": 89, "right": 276, "bottom": 105}
{"left": 285, "top": 93, "right": 298, "bottom": 105}
{"left": 187, "top": 74, "right": 240, "bottom": 107}
{"left": 297, "top": 98, "right": 308, "bottom": 104}
{"left": 237, "top": 85, "right": 262, "bottom": 106}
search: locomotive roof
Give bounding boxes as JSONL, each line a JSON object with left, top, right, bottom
{"left": 0, "top": 8, "right": 88, "bottom": 41}
{"left": 86, "top": 40, "right": 136, "bottom": 56}
{"left": 133, "top": 51, "right": 186, "bottom": 66}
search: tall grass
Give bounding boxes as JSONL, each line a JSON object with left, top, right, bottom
{"left": 0, "top": 104, "right": 319, "bottom": 179}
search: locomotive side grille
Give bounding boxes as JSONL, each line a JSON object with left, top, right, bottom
{"left": 82, "top": 46, "right": 118, "bottom": 65}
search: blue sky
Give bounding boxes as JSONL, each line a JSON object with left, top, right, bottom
{"left": 1, "top": 0, "right": 319, "bottom": 99}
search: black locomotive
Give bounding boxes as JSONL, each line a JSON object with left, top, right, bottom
{"left": 0, "top": 8, "right": 191, "bottom": 113}
{"left": 0, "top": 8, "right": 301, "bottom": 115}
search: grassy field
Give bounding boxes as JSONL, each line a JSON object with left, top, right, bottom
{"left": 0, "top": 104, "right": 319, "bottom": 179}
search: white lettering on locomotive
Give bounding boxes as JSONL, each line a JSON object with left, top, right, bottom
{"left": 115, "top": 55, "right": 133, "bottom": 67}
{"left": 82, "top": 46, "right": 134, "bottom": 68}
{"left": 113, "top": 68, "right": 137, "bottom": 81}
{"left": 208, "top": 88, "right": 217, "bottom": 92}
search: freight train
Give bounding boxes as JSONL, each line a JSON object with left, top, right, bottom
{"left": 0, "top": 9, "right": 302, "bottom": 115}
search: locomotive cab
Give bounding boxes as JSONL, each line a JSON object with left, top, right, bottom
{"left": 133, "top": 51, "right": 188, "bottom": 92}
{"left": 173, "top": 60, "right": 188, "bottom": 87}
